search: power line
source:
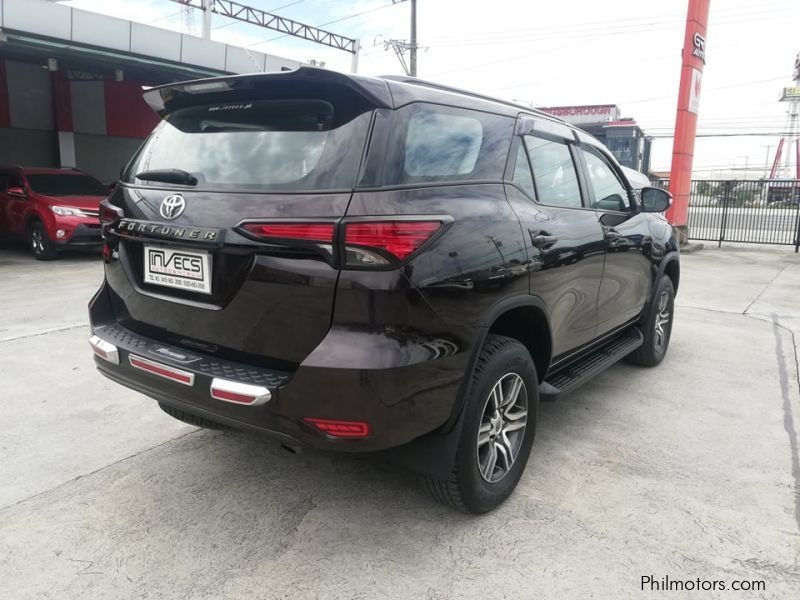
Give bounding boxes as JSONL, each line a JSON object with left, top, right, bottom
{"left": 423, "top": 5, "right": 797, "bottom": 48}
{"left": 425, "top": 5, "right": 798, "bottom": 79}
{"left": 649, "top": 132, "right": 796, "bottom": 139}
{"left": 419, "top": 0, "right": 798, "bottom": 45}
{"left": 616, "top": 76, "right": 790, "bottom": 107}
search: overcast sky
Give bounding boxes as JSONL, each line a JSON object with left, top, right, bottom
{"left": 65, "top": 0, "right": 800, "bottom": 178}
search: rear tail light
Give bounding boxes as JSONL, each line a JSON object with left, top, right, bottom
{"left": 99, "top": 199, "right": 123, "bottom": 226}
{"left": 210, "top": 378, "right": 271, "bottom": 406}
{"left": 240, "top": 222, "right": 335, "bottom": 243}
{"left": 238, "top": 219, "right": 445, "bottom": 268}
{"left": 303, "top": 418, "right": 371, "bottom": 438}
{"left": 344, "top": 220, "right": 442, "bottom": 266}
{"left": 99, "top": 199, "right": 124, "bottom": 239}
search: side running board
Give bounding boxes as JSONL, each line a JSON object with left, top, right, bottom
{"left": 540, "top": 328, "right": 644, "bottom": 402}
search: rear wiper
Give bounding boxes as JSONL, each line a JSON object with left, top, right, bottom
{"left": 134, "top": 168, "right": 198, "bottom": 186}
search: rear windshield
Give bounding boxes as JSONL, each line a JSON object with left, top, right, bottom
{"left": 123, "top": 99, "right": 372, "bottom": 192}
{"left": 27, "top": 174, "right": 107, "bottom": 196}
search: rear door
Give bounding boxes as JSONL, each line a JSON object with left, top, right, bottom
{"left": 103, "top": 87, "right": 377, "bottom": 368}
{"left": 505, "top": 127, "right": 605, "bottom": 358}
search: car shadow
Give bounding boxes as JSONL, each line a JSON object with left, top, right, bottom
{"left": 0, "top": 239, "right": 101, "bottom": 263}
{"left": 15, "top": 365, "right": 667, "bottom": 595}
{"left": 105, "top": 371, "right": 638, "bottom": 530}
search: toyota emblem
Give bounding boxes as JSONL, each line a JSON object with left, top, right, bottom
{"left": 160, "top": 194, "right": 186, "bottom": 220}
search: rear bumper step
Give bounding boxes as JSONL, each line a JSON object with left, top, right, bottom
{"left": 91, "top": 322, "right": 291, "bottom": 392}
{"left": 541, "top": 327, "right": 644, "bottom": 401}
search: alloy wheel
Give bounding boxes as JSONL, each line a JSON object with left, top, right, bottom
{"left": 477, "top": 372, "right": 528, "bottom": 483}
{"left": 654, "top": 291, "right": 671, "bottom": 348}
{"left": 31, "top": 228, "right": 44, "bottom": 254}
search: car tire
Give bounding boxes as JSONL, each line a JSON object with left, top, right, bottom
{"left": 28, "top": 220, "right": 58, "bottom": 261}
{"left": 626, "top": 275, "right": 675, "bottom": 367}
{"left": 158, "top": 402, "right": 231, "bottom": 430}
{"left": 423, "top": 334, "right": 538, "bottom": 514}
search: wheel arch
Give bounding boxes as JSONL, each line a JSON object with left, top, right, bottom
{"left": 655, "top": 252, "right": 680, "bottom": 297}
{"left": 482, "top": 297, "right": 552, "bottom": 385}
{"left": 386, "top": 294, "right": 553, "bottom": 481}
{"left": 459, "top": 294, "right": 553, "bottom": 422}
{"left": 25, "top": 211, "right": 44, "bottom": 230}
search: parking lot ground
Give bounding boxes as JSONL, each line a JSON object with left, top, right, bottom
{"left": 1, "top": 243, "right": 799, "bottom": 599}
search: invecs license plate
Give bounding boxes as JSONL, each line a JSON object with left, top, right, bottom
{"left": 144, "top": 245, "right": 212, "bottom": 295}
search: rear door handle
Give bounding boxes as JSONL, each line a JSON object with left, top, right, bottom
{"left": 531, "top": 234, "right": 558, "bottom": 249}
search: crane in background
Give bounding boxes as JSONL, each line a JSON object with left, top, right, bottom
{"left": 769, "top": 52, "right": 800, "bottom": 180}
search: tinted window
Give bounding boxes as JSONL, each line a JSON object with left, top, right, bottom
{"left": 124, "top": 99, "right": 372, "bottom": 192}
{"left": 512, "top": 144, "right": 535, "bottom": 197}
{"left": 581, "top": 146, "right": 629, "bottom": 211}
{"left": 524, "top": 136, "right": 582, "bottom": 209}
{"left": 26, "top": 174, "right": 107, "bottom": 196}
{"left": 404, "top": 111, "right": 482, "bottom": 176}
{"left": 0, "top": 174, "right": 9, "bottom": 191}
{"left": 378, "top": 104, "right": 514, "bottom": 186}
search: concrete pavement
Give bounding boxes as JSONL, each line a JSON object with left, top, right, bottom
{"left": 1, "top": 242, "right": 798, "bottom": 599}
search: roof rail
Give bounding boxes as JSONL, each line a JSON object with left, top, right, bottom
{"left": 380, "top": 75, "right": 562, "bottom": 122}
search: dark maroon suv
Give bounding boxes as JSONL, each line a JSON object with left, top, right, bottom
{"left": 89, "top": 68, "right": 679, "bottom": 513}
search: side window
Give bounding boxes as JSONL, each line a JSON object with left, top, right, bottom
{"left": 0, "top": 174, "right": 9, "bottom": 191}
{"left": 580, "top": 146, "right": 630, "bottom": 211}
{"left": 404, "top": 111, "right": 483, "bottom": 177}
{"left": 511, "top": 144, "right": 535, "bottom": 198}
{"left": 377, "top": 104, "right": 515, "bottom": 186}
{"left": 524, "top": 135, "right": 582, "bottom": 209}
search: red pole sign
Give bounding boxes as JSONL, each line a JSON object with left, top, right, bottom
{"left": 666, "top": 0, "right": 710, "bottom": 240}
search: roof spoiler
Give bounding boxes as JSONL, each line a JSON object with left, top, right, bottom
{"left": 142, "top": 67, "right": 394, "bottom": 117}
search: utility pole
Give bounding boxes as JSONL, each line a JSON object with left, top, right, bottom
{"left": 384, "top": 1, "right": 418, "bottom": 77}
{"left": 201, "top": 0, "right": 213, "bottom": 39}
{"left": 409, "top": 0, "right": 417, "bottom": 77}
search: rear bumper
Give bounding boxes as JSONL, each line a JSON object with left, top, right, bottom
{"left": 89, "top": 287, "right": 468, "bottom": 452}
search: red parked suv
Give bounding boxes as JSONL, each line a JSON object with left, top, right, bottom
{"left": 0, "top": 167, "right": 108, "bottom": 260}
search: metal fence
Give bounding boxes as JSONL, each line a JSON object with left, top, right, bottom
{"left": 656, "top": 179, "right": 800, "bottom": 251}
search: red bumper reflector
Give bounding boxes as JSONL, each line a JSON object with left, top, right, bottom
{"left": 303, "top": 417, "right": 370, "bottom": 438}
{"left": 129, "top": 355, "right": 194, "bottom": 386}
{"left": 210, "top": 378, "right": 271, "bottom": 406}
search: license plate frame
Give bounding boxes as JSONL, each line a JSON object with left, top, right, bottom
{"left": 143, "top": 245, "right": 212, "bottom": 295}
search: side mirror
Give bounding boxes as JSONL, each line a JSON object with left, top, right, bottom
{"left": 7, "top": 186, "right": 26, "bottom": 198}
{"left": 640, "top": 187, "right": 672, "bottom": 213}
